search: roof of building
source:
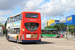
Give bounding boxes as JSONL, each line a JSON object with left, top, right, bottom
{"left": 41, "top": 28, "right": 58, "bottom": 30}
{"left": 59, "top": 20, "right": 66, "bottom": 23}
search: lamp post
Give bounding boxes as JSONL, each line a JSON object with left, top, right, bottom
{"left": 60, "top": 15, "right": 63, "bottom": 34}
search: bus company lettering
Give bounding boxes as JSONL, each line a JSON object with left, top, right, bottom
{"left": 28, "top": 19, "right": 37, "bottom": 21}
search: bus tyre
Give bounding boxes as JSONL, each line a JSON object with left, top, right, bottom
{"left": 33, "top": 42, "right": 36, "bottom": 44}
{"left": 17, "top": 37, "right": 19, "bottom": 43}
{"left": 7, "top": 36, "right": 10, "bottom": 41}
{"left": 41, "top": 35, "right": 43, "bottom": 38}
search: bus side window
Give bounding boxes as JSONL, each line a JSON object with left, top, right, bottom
{"left": 10, "top": 17, "right": 13, "bottom": 22}
{"left": 17, "top": 15, "right": 20, "bottom": 21}
{"left": 17, "top": 28, "right": 20, "bottom": 34}
{"left": 14, "top": 16, "right": 17, "bottom": 21}
{"left": 14, "top": 15, "right": 22, "bottom": 22}
{"left": 14, "top": 28, "right": 20, "bottom": 34}
{"left": 19, "top": 14, "right": 22, "bottom": 20}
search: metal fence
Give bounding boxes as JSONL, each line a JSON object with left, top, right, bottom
{"left": 64, "top": 33, "right": 75, "bottom": 41}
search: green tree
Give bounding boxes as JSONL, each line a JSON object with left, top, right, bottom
{"left": 60, "top": 23, "right": 67, "bottom": 31}
{"left": 3, "top": 21, "right": 7, "bottom": 34}
{"left": 44, "top": 23, "right": 67, "bottom": 31}
{"left": 69, "top": 24, "right": 75, "bottom": 34}
{"left": 0, "top": 23, "right": 3, "bottom": 26}
{"left": 44, "top": 26, "right": 52, "bottom": 29}
{"left": 52, "top": 24, "right": 60, "bottom": 31}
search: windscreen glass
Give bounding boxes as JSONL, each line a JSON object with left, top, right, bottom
{"left": 25, "top": 23, "right": 39, "bottom": 32}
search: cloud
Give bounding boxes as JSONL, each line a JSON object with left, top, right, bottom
{"left": 53, "top": 18, "right": 59, "bottom": 20}
{"left": 42, "top": 18, "right": 46, "bottom": 23}
{"left": 22, "top": 0, "right": 44, "bottom": 11}
{"left": 0, "top": 10, "right": 13, "bottom": 24}
{"left": 0, "top": 17, "right": 7, "bottom": 24}
{"left": 0, "top": 0, "right": 29, "bottom": 10}
{"left": 0, "top": 10, "right": 13, "bottom": 16}
{"left": 0, "top": 0, "right": 75, "bottom": 17}
{"left": 0, "top": 0, "right": 44, "bottom": 11}
{"left": 41, "top": 18, "right": 47, "bottom": 28}
{"left": 37, "top": 0, "right": 75, "bottom": 17}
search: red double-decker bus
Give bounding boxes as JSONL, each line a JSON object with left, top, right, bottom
{"left": 6, "top": 11, "right": 41, "bottom": 43}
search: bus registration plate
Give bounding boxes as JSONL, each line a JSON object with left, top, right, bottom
{"left": 26, "top": 34, "right": 31, "bottom": 38}
{"left": 26, "top": 34, "right": 37, "bottom": 38}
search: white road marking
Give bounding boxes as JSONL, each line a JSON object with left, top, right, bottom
{"left": 17, "top": 46, "right": 23, "bottom": 50}
{"left": 13, "top": 47, "right": 18, "bottom": 50}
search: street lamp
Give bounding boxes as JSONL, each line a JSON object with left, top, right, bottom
{"left": 60, "top": 14, "right": 63, "bottom": 34}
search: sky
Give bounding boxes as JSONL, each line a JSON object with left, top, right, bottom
{"left": 0, "top": 0, "right": 75, "bottom": 29}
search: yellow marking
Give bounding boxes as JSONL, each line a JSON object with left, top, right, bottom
{"left": 13, "top": 34, "right": 20, "bottom": 39}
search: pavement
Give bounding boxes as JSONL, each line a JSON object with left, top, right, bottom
{"left": 0, "top": 37, "right": 75, "bottom": 50}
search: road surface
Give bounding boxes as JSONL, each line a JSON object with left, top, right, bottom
{"left": 0, "top": 37, "right": 75, "bottom": 50}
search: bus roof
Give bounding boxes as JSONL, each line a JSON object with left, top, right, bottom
{"left": 10, "top": 13, "right": 21, "bottom": 18}
{"left": 9, "top": 11, "right": 40, "bottom": 18}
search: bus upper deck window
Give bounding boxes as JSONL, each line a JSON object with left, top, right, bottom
{"left": 14, "top": 14, "right": 22, "bottom": 22}
{"left": 10, "top": 17, "right": 13, "bottom": 22}
{"left": 19, "top": 14, "right": 22, "bottom": 20}
{"left": 26, "top": 13, "right": 38, "bottom": 18}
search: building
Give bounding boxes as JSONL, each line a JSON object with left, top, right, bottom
{"left": 46, "top": 15, "right": 75, "bottom": 26}
{"left": 50, "top": 20, "right": 67, "bottom": 26}
{"left": 66, "top": 15, "right": 75, "bottom": 25}
{"left": 50, "top": 22, "right": 67, "bottom": 26}
{"left": 46, "top": 19, "right": 59, "bottom": 26}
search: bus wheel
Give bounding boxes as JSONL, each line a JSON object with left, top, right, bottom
{"left": 17, "top": 37, "right": 19, "bottom": 43}
{"left": 33, "top": 42, "right": 36, "bottom": 44}
{"left": 7, "top": 36, "right": 10, "bottom": 41}
{"left": 41, "top": 35, "right": 43, "bottom": 38}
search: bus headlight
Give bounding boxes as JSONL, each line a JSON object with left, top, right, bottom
{"left": 39, "top": 34, "right": 41, "bottom": 40}
{"left": 23, "top": 34, "right": 24, "bottom": 40}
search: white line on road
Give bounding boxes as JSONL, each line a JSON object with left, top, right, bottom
{"left": 17, "top": 46, "right": 23, "bottom": 50}
{"left": 13, "top": 47, "right": 18, "bottom": 50}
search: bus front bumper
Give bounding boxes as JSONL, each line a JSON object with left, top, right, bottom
{"left": 22, "top": 40, "right": 41, "bottom": 42}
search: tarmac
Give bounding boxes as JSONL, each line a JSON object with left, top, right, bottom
{"left": 0, "top": 36, "right": 75, "bottom": 50}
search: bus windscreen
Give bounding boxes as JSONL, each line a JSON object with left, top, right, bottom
{"left": 25, "top": 23, "right": 39, "bottom": 32}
